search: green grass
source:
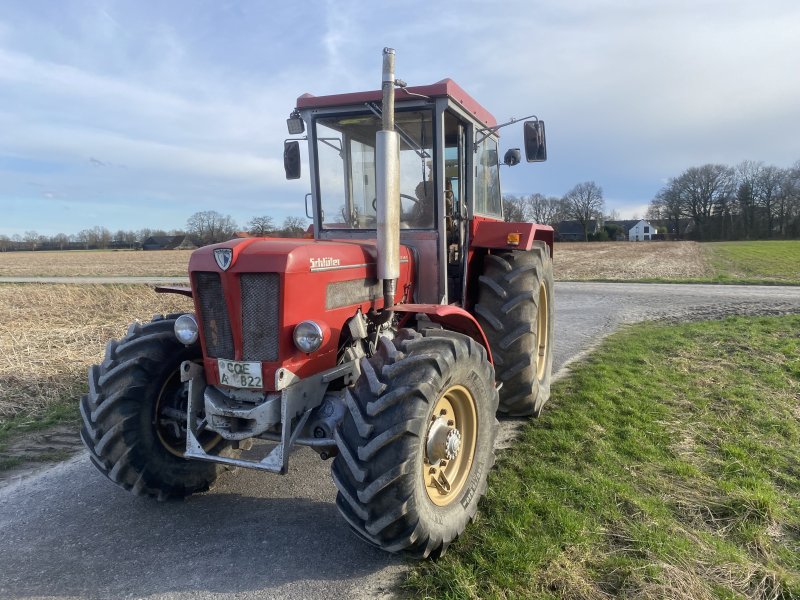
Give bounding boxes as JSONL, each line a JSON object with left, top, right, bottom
{"left": 704, "top": 241, "right": 800, "bottom": 285}
{"left": 406, "top": 315, "right": 800, "bottom": 599}
{"left": 0, "top": 399, "right": 80, "bottom": 472}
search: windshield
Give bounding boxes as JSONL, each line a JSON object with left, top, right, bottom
{"left": 314, "top": 110, "right": 435, "bottom": 229}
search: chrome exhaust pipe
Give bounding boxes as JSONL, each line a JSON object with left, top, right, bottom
{"left": 375, "top": 47, "right": 400, "bottom": 320}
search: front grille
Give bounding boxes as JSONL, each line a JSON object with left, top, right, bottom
{"left": 195, "top": 272, "right": 234, "bottom": 358}
{"left": 241, "top": 273, "right": 280, "bottom": 361}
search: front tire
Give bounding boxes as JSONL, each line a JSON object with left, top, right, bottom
{"left": 79, "top": 314, "right": 229, "bottom": 499}
{"left": 474, "top": 242, "right": 555, "bottom": 416}
{"left": 332, "top": 328, "right": 499, "bottom": 558}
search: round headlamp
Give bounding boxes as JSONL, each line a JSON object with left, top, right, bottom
{"left": 174, "top": 314, "right": 199, "bottom": 345}
{"left": 293, "top": 320, "right": 324, "bottom": 353}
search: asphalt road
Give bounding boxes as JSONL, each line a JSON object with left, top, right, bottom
{"left": 2, "top": 282, "right": 799, "bottom": 600}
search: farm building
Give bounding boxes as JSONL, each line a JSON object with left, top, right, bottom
{"left": 556, "top": 220, "right": 601, "bottom": 241}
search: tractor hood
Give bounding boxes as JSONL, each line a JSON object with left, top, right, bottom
{"left": 189, "top": 237, "right": 412, "bottom": 275}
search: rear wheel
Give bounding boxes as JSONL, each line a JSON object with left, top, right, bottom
{"left": 80, "top": 314, "right": 230, "bottom": 499}
{"left": 474, "top": 242, "right": 554, "bottom": 416}
{"left": 332, "top": 328, "right": 498, "bottom": 558}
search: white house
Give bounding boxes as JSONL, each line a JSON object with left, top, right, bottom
{"left": 628, "top": 219, "right": 657, "bottom": 241}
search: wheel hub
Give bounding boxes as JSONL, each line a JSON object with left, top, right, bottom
{"left": 426, "top": 417, "right": 462, "bottom": 463}
{"left": 422, "top": 385, "right": 478, "bottom": 507}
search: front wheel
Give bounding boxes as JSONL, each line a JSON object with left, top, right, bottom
{"left": 332, "top": 328, "right": 499, "bottom": 558}
{"left": 79, "top": 314, "right": 230, "bottom": 499}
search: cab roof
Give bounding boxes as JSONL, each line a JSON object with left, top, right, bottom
{"left": 296, "top": 78, "right": 497, "bottom": 128}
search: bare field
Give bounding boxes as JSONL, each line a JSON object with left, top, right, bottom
{"left": 1, "top": 244, "right": 713, "bottom": 281}
{"left": 0, "top": 249, "right": 193, "bottom": 277}
{"left": 554, "top": 241, "right": 712, "bottom": 280}
{"left": 0, "top": 284, "right": 193, "bottom": 421}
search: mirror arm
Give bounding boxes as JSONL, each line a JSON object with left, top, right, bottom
{"left": 475, "top": 114, "right": 539, "bottom": 147}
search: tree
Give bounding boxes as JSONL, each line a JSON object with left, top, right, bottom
{"left": 675, "top": 164, "right": 735, "bottom": 240}
{"left": 23, "top": 230, "right": 40, "bottom": 251}
{"left": 503, "top": 195, "right": 527, "bottom": 222}
{"left": 280, "top": 216, "right": 307, "bottom": 237}
{"left": 248, "top": 216, "right": 276, "bottom": 236}
{"left": 186, "top": 211, "right": 238, "bottom": 245}
{"left": 52, "top": 233, "right": 70, "bottom": 250}
{"left": 528, "top": 193, "right": 567, "bottom": 227}
{"left": 0, "top": 235, "right": 10, "bottom": 252}
{"left": 563, "top": 181, "right": 604, "bottom": 242}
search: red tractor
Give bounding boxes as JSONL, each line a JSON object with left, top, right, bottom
{"left": 80, "top": 49, "right": 554, "bottom": 558}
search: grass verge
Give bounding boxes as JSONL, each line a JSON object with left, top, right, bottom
{"left": 704, "top": 241, "right": 800, "bottom": 286}
{"left": 406, "top": 315, "right": 800, "bottom": 599}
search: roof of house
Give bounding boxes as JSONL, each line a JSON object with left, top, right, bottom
{"left": 556, "top": 220, "right": 601, "bottom": 236}
{"left": 143, "top": 235, "right": 184, "bottom": 247}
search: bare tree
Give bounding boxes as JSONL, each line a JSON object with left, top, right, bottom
{"left": 281, "top": 216, "right": 307, "bottom": 237}
{"left": 564, "top": 182, "right": 604, "bottom": 242}
{"left": 503, "top": 195, "right": 527, "bottom": 222}
{"left": 528, "top": 193, "right": 567, "bottom": 226}
{"left": 248, "top": 216, "right": 276, "bottom": 236}
{"left": 23, "top": 230, "right": 40, "bottom": 251}
{"left": 52, "top": 233, "right": 70, "bottom": 250}
{"left": 186, "top": 211, "right": 238, "bottom": 245}
{"left": 0, "top": 235, "right": 11, "bottom": 252}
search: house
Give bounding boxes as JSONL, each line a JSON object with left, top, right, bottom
{"left": 628, "top": 219, "right": 657, "bottom": 241}
{"left": 556, "top": 220, "right": 601, "bottom": 241}
{"left": 142, "top": 235, "right": 185, "bottom": 250}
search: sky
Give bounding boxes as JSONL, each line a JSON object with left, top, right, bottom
{"left": 1, "top": 0, "right": 799, "bottom": 237}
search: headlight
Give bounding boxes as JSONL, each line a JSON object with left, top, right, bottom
{"left": 293, "top": 320, "right": 324, "bottom": 353}
{"left": 174, "top": 314, "right": 199, "bottom": 345}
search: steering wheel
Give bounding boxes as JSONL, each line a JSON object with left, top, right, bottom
{"left": 372, "top": 193, "right": 421, "bottom": 212}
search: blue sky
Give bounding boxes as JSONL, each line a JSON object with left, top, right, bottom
{"left": 1, "top": 0, "right": 799, "bottom": 236}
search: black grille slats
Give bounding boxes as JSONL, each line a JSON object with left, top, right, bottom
{"left": 241, "top": 273, "right": 281, "bottom": 361}
{"left": 195, "top": 272, "right": 234, "bottom": 358}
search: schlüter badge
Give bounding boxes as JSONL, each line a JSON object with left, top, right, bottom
{"left": 214, "top": 248, "right": 233, "bottom": 271}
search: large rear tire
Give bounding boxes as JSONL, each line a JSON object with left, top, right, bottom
{"left": 474, "top": 242, "right": 554, "bottom": 416}
{"left": 332, "top": 329, "right": 498, "bottom": 558}
{"left": 79, "top": 314, "right": 229, "bottom": 499}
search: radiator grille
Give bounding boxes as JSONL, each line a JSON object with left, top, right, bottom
{"left": 195, "top": 272, "right": 234, "bottom": 358}
{"left": 241, "top": 273, "right": 280, "bottom": 361}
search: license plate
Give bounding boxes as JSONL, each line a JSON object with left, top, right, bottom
{"left": 217, "top": 359, "right": 263, "bottom": 389}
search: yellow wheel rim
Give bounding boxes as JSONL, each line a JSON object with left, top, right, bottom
{"left": 155, "top": 369, "right": 221, "bottom": 458}
{"left": 423, "top": 385, "right": 478, "bottom": 506}
{"left": 536, "top": 281, "right": 550, "bottom": 381}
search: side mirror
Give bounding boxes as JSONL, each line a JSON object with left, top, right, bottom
{"left": 284, "top": 141, "right": 301, "bottom": 180}
{"left": 523, "top": 120, "right": 547, "bottom": 162}
{"left": 503, "top": 148, "right": 521, "bottom": 166}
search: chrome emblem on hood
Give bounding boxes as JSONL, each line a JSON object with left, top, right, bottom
{"left": 214, "top": 248, "right": 233, "bottom": 271}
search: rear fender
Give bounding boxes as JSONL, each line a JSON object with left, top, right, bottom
{"left": 393, "top": 304, "right": 493, "bottom": 364}
{"left": 470, "top": 219, "right": 554, "bottom": 257}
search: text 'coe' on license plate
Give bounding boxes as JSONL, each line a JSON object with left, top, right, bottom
{"left": 217, "top": 359, "right": 263, "bottom": 389}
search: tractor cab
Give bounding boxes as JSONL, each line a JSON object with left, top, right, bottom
{"left": 286, "top": 79, "right": 544, "bottom": 304}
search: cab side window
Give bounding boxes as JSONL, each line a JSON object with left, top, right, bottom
{"left": 474, "top": 137, "right": 501, "bottom": 218}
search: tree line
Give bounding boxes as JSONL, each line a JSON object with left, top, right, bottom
{"left": 504, "top": 159, "right": 800, "bottom": 242}
{"left": 0, "top": 211, "right": 309, "bottom": 251}
{"left": 504, "top": 181, "right": 607, "bottom": 242}
{"left": 646, "top": 161, "right": 800, "bottom": 240}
